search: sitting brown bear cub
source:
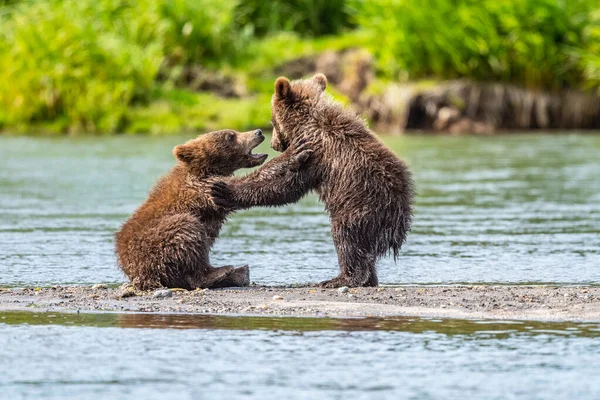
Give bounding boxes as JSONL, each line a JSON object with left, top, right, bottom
{"left": 115, "top": 129, "right": 311, "bottom": 290}
{"left": 213, "top": 74, "right": 415, "bottom": 288}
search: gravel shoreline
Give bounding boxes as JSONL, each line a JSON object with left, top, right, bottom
{"left": 1, "top": 285, "right": 599, "bottom": 322}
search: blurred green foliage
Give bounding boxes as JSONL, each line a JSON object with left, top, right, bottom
{"left": 355, "top": 0, "right": 600, "bottom": 90}
{"left": 234, "top": 0, "right": 354, "bottom": 36}
{"left": 0, "top": 0, "right": 161, "bottom": 132}
{"left": 0, "top": 0, "right": 254, "bottom": 133}
{"left": 0, "top": 0, "right": 599, "bottom": 134}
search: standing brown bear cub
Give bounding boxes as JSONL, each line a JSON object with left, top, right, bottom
{"left": 115, "top": 129, "right": 311, "bottom": 290}
{"left": 213, "top": 74, "right": 415, "bottom": 288}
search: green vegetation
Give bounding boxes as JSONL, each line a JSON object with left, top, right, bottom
{"left": 356, "top": 0, "right": 600, "bottom": 90}
{"left": 0, "top": 0, "right": 255, "bottom": 134}
{"left": 0, "top": 0, "right": 599, "bottom": 134}
{"left": 234, "top": 0, "right": 355, "bottom": 37}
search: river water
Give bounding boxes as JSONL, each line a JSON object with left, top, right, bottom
{"left": 1, "top": 134, "right": 598, "bottom": 286}
{"left": 1, "top": 312, "right": 599, "bottom": 400}
{"left": 1, "top": 133, "right": 599, "bottom": 399}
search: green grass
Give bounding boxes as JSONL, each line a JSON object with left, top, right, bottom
{"left": 354, "top": 0, "right": 600, "bottom": 91}
{"left": 234, "top": 0, "right": 355, "bottom": 37}
{"left": 0, "top": 0, "right": 251, "bottom": 134}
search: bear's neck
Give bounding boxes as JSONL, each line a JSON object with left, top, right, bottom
{"left": 178, "top": 163, "right": 235, "bottom": 179}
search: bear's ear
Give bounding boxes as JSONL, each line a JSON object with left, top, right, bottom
{"left": 173, "top": 144, "right": 195, "bottom": 164}
{"left": 312, "top": 73, "right": 327, "bottom": 92}
{"left": 274, "top": 77, "right": 291, "bottom": 99}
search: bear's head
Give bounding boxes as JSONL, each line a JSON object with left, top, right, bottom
{"left": 270, "top": 73, "right": 328, "bottom": 152}
{"left": 173, "top": 129, "right": 267, "bottom": 176}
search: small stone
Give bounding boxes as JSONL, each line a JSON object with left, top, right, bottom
{"left": 153, "top": 289, "right": 173, "bottom": 299}
{"left": 272, "top": 295, "right": 284, "bottom": 301}
{"left": 347, "top": 294, "right": 355, "bottom": 298}
{"left": 177, "top": 299, "right": 185, "bottom": 304}
{"left": 338, "top": 286, "right": 349, "bottom": 294}
{"left": 92, "top": 284, "right": 107, "bottom": 290}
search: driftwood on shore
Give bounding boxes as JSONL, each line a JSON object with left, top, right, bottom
{"left": 277, "top": 49, "right": 600, "bottom": 134}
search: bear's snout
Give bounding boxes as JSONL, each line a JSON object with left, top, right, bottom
{"left": 255, "top": 129, "right": 263, "bottom": 137}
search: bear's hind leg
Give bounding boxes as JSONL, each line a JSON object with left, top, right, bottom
{"left": 364, "top": 266, "right": 379, "bottom": 287}
{"left": 320, "top": 228, "right": 375, "bottom": 288}
{"left": 209, "top": 265, "right": 250, "bottom": 288}
{"left": 319, "top": 258, "right": 375, "bottom": 287}
{"left": 191, "top": 265, "right": 235, "bottom": 289}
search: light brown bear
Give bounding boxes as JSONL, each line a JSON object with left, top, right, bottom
{"left": 115, "top": 129, "right": 311, "bottom": 290}
{"left": 212, "top": 74, "right": 415, "bottom": 287}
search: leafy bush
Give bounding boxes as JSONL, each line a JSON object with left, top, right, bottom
{"left": 0, "top": 0, "right": 248, "bottom": 133}
{"left": 234, "top": 0, "right": 355, "bottom": 37}
{"left": 577, "top": 9, "right": 600, "bottom": 90}
{"left": 354, "top": 0, "right": 599, "bottom": 90}
{"left": 159, "top": 0, "right": 250, "bottom": 67}
{"left": 0, "top": 1, "right": 160, "bottom": 132}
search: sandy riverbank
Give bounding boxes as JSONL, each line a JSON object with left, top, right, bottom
{"left": 0, "top": 285, "right": 598, "bottom": 322}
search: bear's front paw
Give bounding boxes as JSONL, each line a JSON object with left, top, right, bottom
{"left": 210, "top": 181, "right": 237, "bottom": 209}
{"left": 289, "top": 140, "right": 313, "bottom": 171}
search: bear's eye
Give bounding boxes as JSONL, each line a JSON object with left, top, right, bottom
{"left": 227, "top": 132, "right": 236, "bottom": 142}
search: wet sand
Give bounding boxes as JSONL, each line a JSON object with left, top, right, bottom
{"left": 0, "top": 285, "right": 598, "bottom": 322}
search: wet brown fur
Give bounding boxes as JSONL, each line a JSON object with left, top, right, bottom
{"left": 213, "top": 74, "right": 415, "bottom": 288}
{"left": 115, "top": 129, "right": 309, "bottom": 290}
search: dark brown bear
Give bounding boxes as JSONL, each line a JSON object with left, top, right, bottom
{"left": 115, "top": 129, "right": 311, "bottom": 290}
{"left": 213, "top": 74, "right": 414, "bottom": 288}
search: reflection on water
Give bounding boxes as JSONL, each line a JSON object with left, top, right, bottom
{"left": 0, "top": 134, "right": 599, "bottom": 286}
{"left": 2, "top": 311, "right": 600, "bottom": 337}
{"left": 1, "top": 311, "right": 600, "bottom": 400}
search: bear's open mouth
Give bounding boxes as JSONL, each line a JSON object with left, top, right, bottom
{"left": 248, "top": 140, "right": 268, "bottom": 162}
{"left": 248, "top": 151, "right": 268, "bottom": 160}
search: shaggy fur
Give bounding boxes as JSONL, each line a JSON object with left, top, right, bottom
{"left": 213, "top": 74, "right": 414, "bottom": 288}
{"left": 115, "top": 129, "right": 310, "bottom": 290}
